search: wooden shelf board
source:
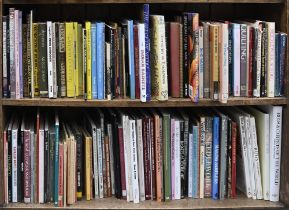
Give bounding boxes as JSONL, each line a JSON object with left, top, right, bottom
{"left": 1, "top": 97, "right": 287, "bottom": 107}
{"left": 2, "top": 197, "right": 285, "bottom": 209}
{"left": 3, "top": 0, "right": 284, "bottom": 4}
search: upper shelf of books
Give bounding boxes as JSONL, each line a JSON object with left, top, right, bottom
{"left": 2, "top": 0, "right": 285, "bottom": 4}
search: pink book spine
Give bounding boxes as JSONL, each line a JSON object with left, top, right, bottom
{"left": 171, "top": 118, "right": 175, "bottom": 200}
{"left": 24, "top": 130, "right": 31, "bottom": 203}
{"left": 58, "top": 144, "right": 64, "bottom": 207}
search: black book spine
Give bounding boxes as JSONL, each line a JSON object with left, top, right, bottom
{"left": 122, "top": 25, "right": 129, "bottom": 98}
{"left": 111, "top": 29, "right": 116, "bottom": 99}
{"left": 8, "top": 129, "right": 12, "bottom": 202}
{"left": 252, "top": 28, "right": 258, "bottom": 96}
{"left": 38, "top": 23, "right": 48, "bottom": 97}
{"left": 76, "top": 133, "right": 83, "bottom": 200}
{"left": 118, "top": 27, "right": 123, "bottom": 97}
{"left": 261, "top": 25, "right": 267, "bottom": 97}
{"left": 44, "top": 129, "right": 49, "bottom": 202}
{"left": 227, "top": 119, "right": 232, "bottom": 198}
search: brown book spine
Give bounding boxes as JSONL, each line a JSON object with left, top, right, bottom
{"left": 248, "top": 27, "right": 254, "bottom": 97}
{"left": 58, "top": 143, "right": 64, "bottom": 207}
{"left": 155, "top": 115, "right": 163, "bottom": 202}
{"left": 150, "top": 117, "right": 156, "bottom": 200}
{"left": 179, "top": 24, "right": 184, "bottom": 98}
{"left": 22, "top": 24, "right": 29, "bottom": 97}
{"left": 105, "top": 136, "right": 112, "bottom": 197}
{"left": 169, "top": 22, "right": 180, "bottom": 98}
{"left": 118, "top": 127, "right": 126, "bottom": 198}
{"left": 231, "top": 121, "right": 237, "bottom": 198}
{"left": 134, "top": 25, "right": 140, "bottom": 99}
{"left": 143, "top": 118, "right": 151, "bottom": 200}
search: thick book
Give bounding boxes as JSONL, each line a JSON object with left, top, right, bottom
{"left": 212, "top": 116, "right": 220, "bottom": 200}
{"left": 199, "top": 26, "right": 204, "bottom": 99}
{"left": 65, "top": 22, "right": 75, "bottom": 97}
{"left": 199, "top": 117, "right": 205, "bottom": 199}
{"left": 150, "top": 15, "right": 168, "bottom": 101}
{"left": 134, "top": 25, "right": 140, "bottom": 99}
{"left": 231, "top": 23, "right": 241, "bottom": 96}
{"left": 192, "top": 120, "right": 199, "bottom": 198}
{"left": 240, "top": 24, "right": 248, "bottom": 96}
{"left": 91, "top": 23, "right": 97, "bottom": 99}
{"left": 182, "top": 13, "right": 188, "bottom": 97}
{"left": 47, "top": 21, "right": 54, "bottom": 98}
{"left": 38, "top": 23, "right": 48, "bottom": 97}
{"left": 204, "top": 117, "right": 213, "bottom": 197}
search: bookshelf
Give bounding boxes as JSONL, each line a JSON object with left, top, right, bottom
{"left": 0, "top": 0, "right": 288, "bottom": 209}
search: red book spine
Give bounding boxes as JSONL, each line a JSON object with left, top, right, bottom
{"left": 118, "top": 127, "right": 126, "bottom": 198}
{"left": 150, "top": 118, "right": 156, "bottom": 200}
{"left": 58, "top": 144, "right": 64, "bottom": 207}
{"left": 248, "top": 27, "right": 254, "bottom": 97}
{"left": 134, "top": 25, "right": 140, "bottom": 99}
{"left": 169, "top": 22, "right": 180, "bottom": 98}
{"left": 143, "top": 118, "right": 151, "bottom": 200}
{"left": 24, "top": 130, "right": 31, "bottom": 203}
{"left": 231, "top": 121, "right": 237, "bottom": 198}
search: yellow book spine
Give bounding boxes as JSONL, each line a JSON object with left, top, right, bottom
{"left": 32, "top": 23, "right": 39, "bottom": 96}
{"left": 74, "top": 22, "right": 79, "bottom": 96}
{"left": 78, "top": 24, "right": 83, "bottom": 96}
{"left": 65, "top": 22, "right": 75, "bottom": 97}
{"left": 86, "top": 22, "right": 92, "bottom": 100}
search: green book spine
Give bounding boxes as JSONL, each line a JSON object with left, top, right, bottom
{"left": 38, "top": 23, "right": 48, "bottom": 97}
{"left": 163, "top": 113, "right": 171, "bottom": 200}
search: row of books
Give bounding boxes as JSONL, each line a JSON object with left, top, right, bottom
{"left": 2, "top": 106, "right": 283, "bottom": 206}
{"left": 2, "top": 5, "right": 287, "bottom": 102}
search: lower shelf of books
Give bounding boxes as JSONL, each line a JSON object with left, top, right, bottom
{"left": 2, "top": 196, "right": 285, "bottom": 209}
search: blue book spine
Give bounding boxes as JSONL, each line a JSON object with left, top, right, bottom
{"left": 192, "top": 125, "right": 199, "bottom": 198}
{"left": 54, "top": 118, "right": 59, "bottom": 206}
{"left": 143, "top": 4, "right": 150, "bottom": 101}
{"left": 96, "top": 22, "right": 104, "bottom": 99}
{"left": 212, "top": 116, "right": 220, "bottom": 200}
{"left": 91, "top": 23, "right": 97, "bottom": 99}
{"left": 275, "top": 34, "right": 280, "bottom": 96}
{"left": 128, "top": 20, "right": 135, "bottom": 99}
{"left": 279, "top": 33, "right": 287, "bottom": 96}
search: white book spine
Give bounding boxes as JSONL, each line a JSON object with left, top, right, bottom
{"left": 233, "top": 24, "right": 240, "bottom": 96}
{"left": 12, "top": 129, "right": 18, "bottom": 202}
{"left": 188, "top": 133, "right": 193, "bottom": 198}
{"left": 263, "top": 113, "right": 270, "bottom": 200}
{"left": 250, "top": 117, "right": 263, "bottom": 199}
{"left": 254, "top": 29, "right": 262, "bottom": 97}
{"left": 138, "top": 24, "right": 146, "bottom": 102}
{"left": 199, "top": 117, "right": 205, "bottom": 199}
{"left": 221, "top": 24, "right": 229, "bottom": 103}
{"left": 199, "top": 27, "right": 204, "bottom": 99}
{"left": 52, "top": 23, "right": 57, "bottom": 98}
{"left": 267, "top": 23, "right": 275, "bottom": 97}
{"left": 39, "top": 129, "right": 45, "bottom": 203}
{"left": 245, "top": 116, "right": 256, "bottom": 199}
{"left": 270, "top": 106, "right": 282, "bottom": 202}
{"left": 108, "top": 124, "right": 115, "bottom": 195}
{"left": 239, "top": 116, "right": 252, "bottom": 198}
{"left": 30, "top": 11, "right": 34, "bottom": 98}
{"left": 92, "top": 127, "right": 99, "bottom": 198}
{"left": 174, "top": 120, "right": 181, "bottom": 200}
{"left": 97, "top": 128, "right": 103, "bottom": 198}
{"left": 47, "top": 21, "right": 53, "bottom": 98}
{"left": 130, "top": 120, "right": 139, "bottom": 203}
{"left": 137, "top": 119, "right": 145, "bottom": 201}
{"left": 127, "top": 117, "right": 133, "bottom": 202}
{"left": 14, "top": 10, "right": 20, "bottom": 99}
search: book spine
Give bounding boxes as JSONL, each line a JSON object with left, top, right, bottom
{"left": 49, "top": 132, "right": 55, "bottom": 202}
{"left": 228, "top": 24, "right": 233, "bottom": 96}
{"left": 22, "top": 24, "right": 28, "bottom": 97}
{"left": 204, "top": 118, "right": 212, "bottom": 197}
{"left": 76, "top": 133, "right": 83, "bottom": 200}
{"left": 24, "top": 130, "right": 31, "bottom": 203}
{"left": 85, "top": 22, "right": 92, "bottom": 99}
{"left": 123, "top": 116, "right": 131, "bottom": 201}
{"left": 107, "top": 125, "right": 115, "bottom": 195}
{"left": 199, "top": 26, "right": 204, "bottom": 99}
{"left": 33, "top": 23, "right": 39, "bottom": 97}
{"left": 232, "top": 24, "right": 241, "bottom": 96}
{"left": 47, "top": 21, "right": 53, "bottom": 98}
{"left": 105, "top": 136, "right": 111, "bottom": 197}
{"left": 19, "top": 12, "right": 23, "bottom": 98}
{"left": 9, "top": 8, "right": 15, "bottom": 98}
{"left": 267, "top": 23, "right": 275, "bottom": 97}
{"left": 170, "top": 118, "right": 175, "bottom": 200}
{"left": 118, "top": 127, "right": 126, "bottom": 198}
{"left": 231, "top": 121, "right": 237, "bottom": 198}
{"left": 6, "top": 16, "right": 11, "bottom": 98}
{"left": 12, "top": 128, "right": 18, "bottom": 202}
{"left": 203, "top": 23, "right": 210, "bottom": 98}
{"left": 54, "top": 122, "right": 59, "bottom": 206}
{"left": 179, "top": 24, "right": 183, "bottom": 98}
{"left": 8, "top": 128, "right": 12, "bottom": 202}
{"left": 4, "top": 130, "right": 8, "bottom": 204}
{"left": 163, "top": 115, "right": 171, "bottom": 200}
{"left": 182, "top": 13, "right": 188, "bottom": 97}
{"left": 73, "top": 22, "right": 79, "bottom": 97}
{"left": 275, "top": 34, "right": 280, "bottom": 96}
{"left": 128, "top": 20, "right": 135, "bottom": 99}
{"left": 30, "top": 132, "right": 35, "bottom": 203}
{"left": 38, "top": 23, "right": 48, "bottom": 97}
{"left": 219, "top": 116, "right": 228, "bottom": 200}
{"left": 97, "top": 22, "right": 105, "bottom": 99}
{"left": 3, "top": 16, "right": 8, "bottom": 97}
{"left": 175, "top": 120, "right": 181, "bottom": 199}
{"left": 192, "top": 125, "right": 199, "bottom": 198}
{"left": 44, "top": 129, "right": 49, "bottom": 202}
{"left": 220, "top": 24, "right": 229, "bottom": 103}
{"left": 77, "top": 24, "right": 83, "bottom": 97}
{"left": 240, "top": 24, "right": 247, "bottom": 96}
{"left": 155, "top": 117, "right": 163, "bottom": 201}
{"left": 180, "top": 121, "right": 187, "bottom": 199}
{"left": 150, "top": 118, "right": 156, "bottom": 200}
{"left": 38, "top": 128, "right": 44, "bottom": 203}
{"left": 253, "top": 28, "right": 261, "bottom": 97}
{"left": 134, "top": 25, "right": 140, "bottom": 99}
{"left": 188, "top": 13, "right": 199, "bottom": 102}
{"left": 91, "top": 24, "right": 97, "bottom": 99}
{"left": 261, "top": 26, "right": 267, "bottom": 97}
{"left": 52, "top": 23, "right": 57, "bottom": 98}
{"left": 248, "top": 27, "right": 254, "bottom": 97}
{"left": 199, "top": 117, "right": 205, "bottom": 198}
{"left": 58, "top": 23, "right": 66, "bottom": 97}
{"left": 210, "top": 25, "right": 219, "bottom": 100}
{"left": 58, "top": 143, "right": 64, "bottom": 207}
{"left": 143, "top": 118, "right": 151, "bottom": 200}
{"left": 279, "top": 34, "right": 287, "bottom": 96}
{"left": 137, "top": 119, "right": 145, "bottom": 201}
{"left": 92, "top": 127, "right": 99, "bottom": 198}
{"left": 14, "top": 10, "right": 20, "bottom": 99}
{"left": 143, "top": 4, "right": 150, "bottom": 101}
{"left": 85, "top": 137, "right": 92, "bottom": 200}
{"left": 138, "top": 24, "right": 146, "bottom": 102}
{"left": 188, "top": 133, "right": 193, "bottom": 197}
{"left": 97, "top": 128, "right": 104, "bottom": 198}
{"left": 212, "top": 117, "right": 220, "bottom": 200}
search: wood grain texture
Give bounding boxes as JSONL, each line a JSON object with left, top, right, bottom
{"left": 1, "top": 197, "right": 285, "bottom": 209}
{"left": 1, "top": 97, "right": 287, "bottom": 107}
{"left": 2, "top": 0, "right": 285, "bottom": 4}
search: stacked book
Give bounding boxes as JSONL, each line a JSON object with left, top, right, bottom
{"left": 2, "top": 5, "right": 287, "bottom": 102}
{"left": 3, "top": 106, "right": 283, "bottom": 206}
